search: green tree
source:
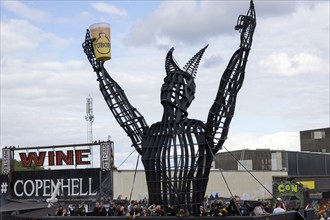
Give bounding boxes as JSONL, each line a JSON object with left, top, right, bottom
{"left": 0, "top": 158, "right": 44, "bottom": 172}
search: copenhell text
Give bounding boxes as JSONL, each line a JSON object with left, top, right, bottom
{"left": 14, "top": 178, "right": 97, "bottom": 197}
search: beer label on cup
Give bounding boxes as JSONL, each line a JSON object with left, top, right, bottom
{"left": 94, "top": 32, "right": 110, "bottom": 55}
{"left": 90, "top": 23, "right": 111, "bottom": 61}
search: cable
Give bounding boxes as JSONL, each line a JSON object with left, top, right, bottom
{"left": 116, "top": 149, "right": 136, "bottom": 169}
{"left": 206, "top": 144, "right": 234, "bottom": 198}
{"left": 206, "top": 144, "right": 242, "bottom": 216}
{"left": 222, "top": 145, "right": 275, "bottom": 199}
{"left": 218, "top": 168, "right": 234, "bottom": 198}
{"left": 129, "top": 154, "right": 140, "bottom": 202}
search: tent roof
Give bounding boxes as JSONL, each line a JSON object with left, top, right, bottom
{"left": 16, "top": 206, "right": 59, "bottom": 218}
{"left": 0, "top": 200, "right": 48, "bottom": 213}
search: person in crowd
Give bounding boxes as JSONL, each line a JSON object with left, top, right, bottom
{"left": 205, "top": 204, "right": 211, "bottom": 216}
{"left": 276, "top": 197, "right": 286, "bottom": 210}
{"left": 240, "top": 200, "right": 253, "bottom": 216}
{"left": 116, "top": 203, "right": 126, "bottom": 216}
{"left": 93, "top": 201, "right": 101, "bottom": 216}
{"left": 252, "top": 201, "right": 269, "bottom": 216}
{"left": 219, "top": 207, "right": 228, "bottom": 217}
{"left": 176, "top": 207, "right": 189, "bottom": 217}
{"left": 148, "top": 203, "right": 157, "bottom": 215}
{"left": 128, "top": 204, "right": 141, "bottom": 218}
{"left": 203, "top": 196, "right": 209, "bottom": 209}
{"left": 263, "top": 201, "right": 272, "bottom": 213}
{"left": 139, "top": 198, "right": 148, "bottom": 209}
{"left": 305, "top": 203, "right": 313, "bottom": 210}
{"left": 70, "top": 204, "right": 80, "bottom": 216}
{"left": 219, "top": 200, "right": 228, "bottom": 210}
{"left": 62, "top": 208, "right": 69, "bottom": 216}
{"left": 153, "top": 205, "right": 165, "bottom": 216}
{"left": 166, "top": 204, "right": 176, "bottom": 216}
{"left": 108, "top": 201, "right": 117, "bottom": 216}
{"left": 209, "top": 201, "right": 220, "bottom": 216}
{"left": 149, "top": 203, "right": 162, "bottom": 216}
{"left": 199, "top": 205, "right": 207, "bottom": 216}
{"left": 211, "top": 199, "right": 227, "bottom": 216}
{"left": 226, "top": 198, "right": 241, "bottom": 216}
{"left": 272, "top": 201, "right": 286, "bottom": 214}
{"left": 80, "top": 206, "right": 86, "bottom": 216}
{"left": 127, "top": 200, "right": 135, "bottom": 213}
{"left": 140, "top": 207, "right": 149, "bottom": 216}
{"left": 99, "top": 201, "right": 107, "bottom": 216}
{"left": 55, "top": 205, "right": 64, "bottom": 216}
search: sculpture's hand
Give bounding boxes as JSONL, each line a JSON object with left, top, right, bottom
{"left": 82, "top": 29, "right": 103, "bottom": 71}
{"left": 206, "top": 0, "right": 256, "bottom": 153}
{"left": 235, "top": 0, "right": 256, "bottom": 50}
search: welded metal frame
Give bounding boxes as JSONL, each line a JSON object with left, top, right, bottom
{"left": 83, "top": 0, "right": 256, "bottom": 215}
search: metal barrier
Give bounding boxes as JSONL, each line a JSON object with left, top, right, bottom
{"left": 12, "top": 210, "right": 312, "bottom": 220}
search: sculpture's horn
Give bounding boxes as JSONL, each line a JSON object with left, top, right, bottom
{"left": 183, "top": 45, "right": 208, "bottom": 78}
{"left": 165, "top": 47, "right": 181, "bottom": 75}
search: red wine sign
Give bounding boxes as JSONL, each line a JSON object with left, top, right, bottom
{"left": 19, "top": 149, "right": 91, "bottom": 167}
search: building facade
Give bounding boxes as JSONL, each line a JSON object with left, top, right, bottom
{"left": 112, "top": 169, "right": 287, "bottom": 202}
{"left": 213, "top": 149, "right": 330, "bottom": 201}
{"left": 300, "top": 127, "right": 330, "bottom": 153}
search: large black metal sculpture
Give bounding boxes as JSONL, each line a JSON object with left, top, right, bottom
{"left": 83, "top": 0, "right": 256, "bottom": 215}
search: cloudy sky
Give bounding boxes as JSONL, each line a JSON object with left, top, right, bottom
{"left": 1, "top": 0, "right": 329, "bottom": 169}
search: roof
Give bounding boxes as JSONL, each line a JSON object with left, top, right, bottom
{"left": 0, "top": 200, "right": 48, "bottom": 213}
{"left": 16, "top": 206, "right": 59, "bottom": 218}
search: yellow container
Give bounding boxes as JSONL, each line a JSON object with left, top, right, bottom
{"left": 89, "top": 23, "right": 111, "bottom": 61}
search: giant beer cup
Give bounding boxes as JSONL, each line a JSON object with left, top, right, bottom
{"left": 89, "top": 23, "right": 111, "bottom": 61}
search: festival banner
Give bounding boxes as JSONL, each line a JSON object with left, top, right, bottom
{"left": 100, "top": 142, "right": 114, "bottom": 171}
{"left": 2, "top": 148, "right": 12, "bottom": 175}
{"left": 11, "top": 169, "right": 100, "bottom": 200}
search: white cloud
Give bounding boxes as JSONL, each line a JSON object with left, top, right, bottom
{"left": 121, "top": 1, "right": 247, "bottom": 47}
{"left": 1, "top": 19, "right": 39, "bottom": 54}
{"left": 0, "top": 19, "right": 72, "bottom": 59}
{"left": 2, "top": 59, "right": 88, "bottom": 96}
{"left": 225, "top": 132, "right": 300, "bottom": 152}
{"left": 79, "top": 11, "right": 93, "bottom": 20}
{"left": 0, "top": 58, "right": 96, "bottom": 147}
{"left": 92, "top": 2, "right": 127, "bottom": 17}
{"left": 121, "top": 1, "right": 302, "bottom": 48}
{"left": 2, "top": 1, "right": 48, "bottom": 21}
{"left": 254, "top": 1, "right": 329, "bottom": 58}
{"left": 259, "top": 52, "right": 328, "bottom": 76}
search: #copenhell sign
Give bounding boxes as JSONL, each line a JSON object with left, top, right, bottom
{"left": 12, "top": 169, "right": 100, "bottom": 199}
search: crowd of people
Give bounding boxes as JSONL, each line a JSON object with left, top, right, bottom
{"left": 54, "top": 204, "right": 86, "bottom": 216}
{"left": 52, "top": 195, "right": 293, "bottom": 217}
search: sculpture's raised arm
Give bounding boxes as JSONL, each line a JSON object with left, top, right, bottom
{"left": 235, "top": 0, "right": 256, "bottom": 50}
{"left": 82, "top": 30, "right": 148, "bottom": 155}
{"left": 206, "top": 0, "right": 256, "bottom": 153}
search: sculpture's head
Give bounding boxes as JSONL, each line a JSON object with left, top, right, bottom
{"left": 161, "top": 46, "right": 208, "bottom": 116}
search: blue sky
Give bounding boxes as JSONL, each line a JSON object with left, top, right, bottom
{"left": 1, "top": 0, "right": 329, "bottom": 169}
